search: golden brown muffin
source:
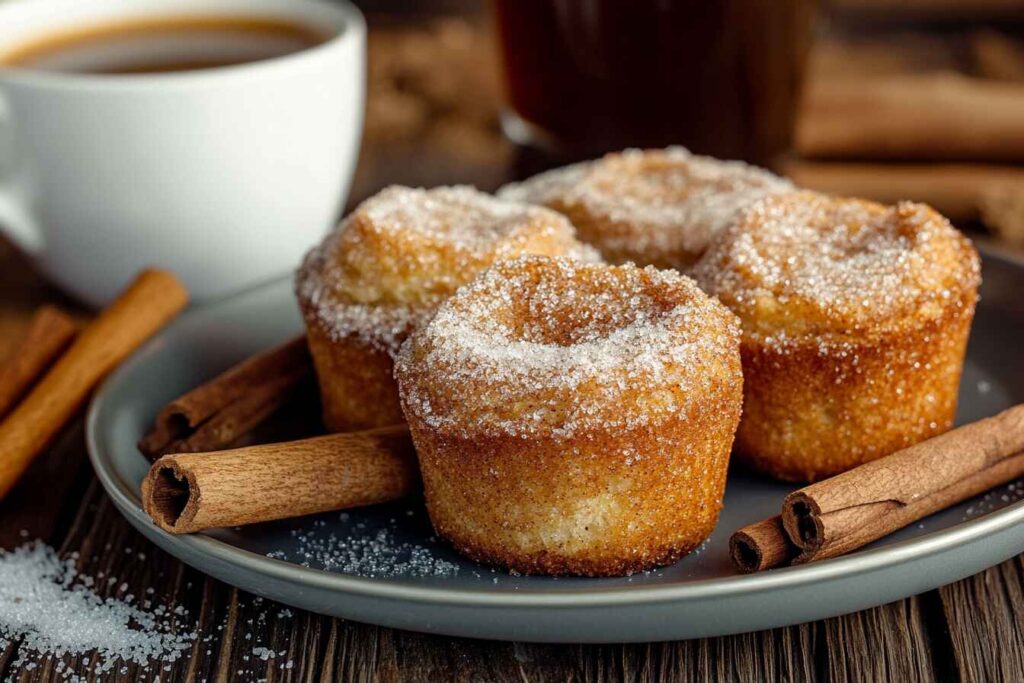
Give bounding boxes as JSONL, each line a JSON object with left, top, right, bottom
{"left": 296, "top": 186, "right": 598, "bottom": 432}
{"left": 692, "top": 191, "right": 981, "bottom": 482}
{"left": 395, "top": 256, "right": 743, "bottom": 576}
{"left": 498, "top": 147, "right": 793, "bottom": 270}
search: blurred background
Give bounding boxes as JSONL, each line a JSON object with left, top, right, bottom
{"left": 7, "top": 0, "right": 1024, "bottom": 330}
{"left": 347, "top": 0, "right": 1024, "bottom": 248}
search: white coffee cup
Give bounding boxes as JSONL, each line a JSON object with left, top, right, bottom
{"left": 0, "top": 0, "right": 365, "bottom": 306}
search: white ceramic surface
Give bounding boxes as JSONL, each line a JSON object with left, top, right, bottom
{"left": 87, "top": 244, "right": 1024, "bottom": 642}
{"left": 0, "top": 0, "right": 364, "bottom": 306}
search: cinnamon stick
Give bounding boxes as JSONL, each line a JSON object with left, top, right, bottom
{"left": 138, "top": 336, "right": 313, "bottom": 460}
{"left": 0, "top": 306, "right": 77, "bottom": 421}
{"left": 971, "top": 30, "right": 1024, "bottom": 82}
{"left": 797, "top": 74, "right": 1024, "bottom": 161}
{"left": 982, "top": 184, "right": 1024, "bottom": 247}
{"left": 729, "top": 516, "right": 799, "bottom": 573}
{"left": 782, "top": 404, "right": 1024, "bottom": 563}
{"left": 830, "top": 0, "right": 1024, "bottom": 20}
{"left": 0, "top": 270, "right": 188, "bottom": 499}
{"left": 141, "top": 425, "right": 418, "bottom": 534}
{"left": 783, "top": 160, "right": 1024, "bottom": 223}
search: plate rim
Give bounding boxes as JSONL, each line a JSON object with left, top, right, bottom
{"left": 86, "top": 240, "right": 1024, "bottom": 610}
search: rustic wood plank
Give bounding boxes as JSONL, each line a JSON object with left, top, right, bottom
{"left": 821, "top": 597, "right": 937, "bottom": 682}
{"left": 635, "top": 626, "right": 817, "bottom": 682}
{"left": 0, "top": 240, "right": 83, "bottom": 358}
{"left": 0, "top": 419, "right": 90, "bottom": 550}
{"left": 0, "top": 643, "right": 17, "bottom": 682}
{"left": 0, "top": 287, "right": 92, "bottom": 551}
{"left": 940, "top": 559, "right": 1024, "bottom": 681}
{"left": 0, "top": 481, "right": 193, "bottom": 682}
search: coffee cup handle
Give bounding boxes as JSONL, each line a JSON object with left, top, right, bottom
{"left": 0, "top": 91, "right": 42, "bottom": 254}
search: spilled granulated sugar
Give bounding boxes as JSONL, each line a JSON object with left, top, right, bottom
{"left": 295, "top": 185, "right": 598, "bottom": 356}
{"left": 397, "top": 256, "right": 741, "bottom": 439}
{"left": 266, "top": 513, "right": 460, "bottom": 579}
{"left": 692, "top": 191, "right": 982, "bottom": 345}
{"left": 498, "top": 147, "right": 793, "bottom": 264}
{"left": 0, "top": 542, "right": 194, "bottom": 676}
{"left": 963, "top": 480, "right": 1024, "bottom": 521}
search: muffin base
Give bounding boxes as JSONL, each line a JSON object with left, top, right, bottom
{"left": 407, "top": 401, "right": 741, "bottom": 577}
{"left": 304, "top": 317, "right": 404, "bottom": 433}
{"left": 735, "top": 292, "right": 977, "bottom": 482}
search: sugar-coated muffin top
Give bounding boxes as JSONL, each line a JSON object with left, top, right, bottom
{"left": 396, "top": 255, "right": 742, "bottom": 439}
{"left": 296, "top": 186, "right": 598, "bottom": 354}
{"left": 692, "top": 191, "right": 982, "bottom": 348}
{"left": 498, "top": 147, "right": 793, "bottom": 268}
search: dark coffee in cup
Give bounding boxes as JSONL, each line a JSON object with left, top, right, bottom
{"left": 0, "top": 15, "right": 327, "bottom": 74}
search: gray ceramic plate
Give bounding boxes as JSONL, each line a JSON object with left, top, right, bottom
{"left": 87, "top": 243, "right": 1024, "bottom": 643}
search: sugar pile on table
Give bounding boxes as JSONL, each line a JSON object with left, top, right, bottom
{"left": 0, "top": 542, "right": 194, "bottom": 674}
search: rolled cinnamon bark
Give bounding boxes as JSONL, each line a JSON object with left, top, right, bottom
{"left": 782, "top": 404, "right": 1024, "bottom": 562}
{"left": 831, "top": 0, "right": 1024, "bottom": 20}
{"left": 971, "top": 30, "right": 1024, "bottom": 81}
{"left": 142, "top": 425, "right": 418, "bottom": 534}
{"left": 138, "top": 336, "right": 313, "bottom": 460}
{"left": 797, "top": 74, "right": 1024, "bottom": 161}
{"left": 783, "top": 160, "right": 1024, "bottom": 223}
{"left": 0, "top": 270, "right": 188, "bottom": 499}
{"left": 0, "top": 306, "right": 77, "bottom": 421}
{"left": 729, "top": 516, "right": 799, "bottom": 573}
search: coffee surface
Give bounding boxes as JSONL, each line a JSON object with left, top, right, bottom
{"left": 0, "top": 15, "right": 328, "bottom": 74}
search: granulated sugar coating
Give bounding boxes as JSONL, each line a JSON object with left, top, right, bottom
{"left": 296, "top": 185, "right": 599, "bottom": 355}
{"left": 498, "top": 147, "right": 793, "bottom": 269}
{"left": 397, "top": 255, "right": 741, "bottom": 439}
{"left": 692, "top": 191, "right": 982, "bottom": 348}
{"left": 0, "top": 542, "right": 194, "bottom": 675}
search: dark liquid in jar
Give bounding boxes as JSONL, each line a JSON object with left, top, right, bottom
{"left": 494, "top": 0, "right": 816, "bottom": 166}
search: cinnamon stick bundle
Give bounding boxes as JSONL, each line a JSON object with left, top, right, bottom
{"left": 0, "top": 306, "right": 77, "bottom": 421}
{"left": 729, "top": 516, "right": 799, "bottom": 573}
{"left": 831, "top": 0, "right": 1024, "bottom": 19}
{"left": 138, "top": 336, "right": 313, "bottom": 460}
{"left": 971, "top": 30, "right": 1024, "bottom": 82}
{"left": 141, "top": 425, "right": 417, "bottom": 533}
{"left": 797, "top": 74, "right": 1024, "bottom": 161}
{"left": 783, "top": 405, "right": 1024, "bottom": 562}
{"left": 783, "top": 160, "right": 1024, "bottom": 223}
{"left": 731, "top": 404, "right": 1024, "bottom": 571}
{"left": 0, "top": 270, "right": 188, "bottom": 499}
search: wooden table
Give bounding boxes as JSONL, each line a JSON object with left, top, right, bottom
{"left": 3, "top": 13, "right": 1024, "bottom": 683}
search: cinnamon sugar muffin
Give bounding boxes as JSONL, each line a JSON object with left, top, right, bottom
{"left": 296, "top": 186, "right": 598, "bottom": 431}
{"left": 498, "top": 147, "right": 793, "bottom": 269}
{"left": 395, "top": 256, "right": 743, "bottom": 576}
{"left": 693, "top": 191, "right": 981, "bottom": 482}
